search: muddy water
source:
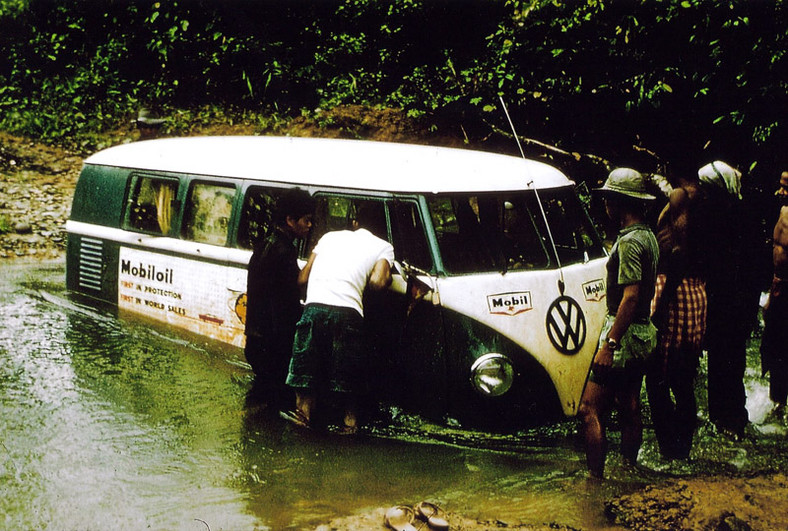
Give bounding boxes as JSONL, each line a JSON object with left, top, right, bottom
{"left": 1, "top": 262, "right": 785, "bottom": 531}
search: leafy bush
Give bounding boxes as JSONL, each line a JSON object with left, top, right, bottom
{"left": 0, "top": 0, "right": 785, "bottom": 176}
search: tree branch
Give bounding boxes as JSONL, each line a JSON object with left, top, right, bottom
{"left": 483, "top": 118, "right": 612, "bottom": 170}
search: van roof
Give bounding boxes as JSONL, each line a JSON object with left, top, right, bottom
{"left": 85, "top": 136, "right": 572, "bottom": 193}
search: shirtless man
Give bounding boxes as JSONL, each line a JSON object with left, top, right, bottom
{"left": 647, "top": 170, "right": 708, "bottom": 459}
{"left": 760, "top": 170, "right": 788, "bottom": 423}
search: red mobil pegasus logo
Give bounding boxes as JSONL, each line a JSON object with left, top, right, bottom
{"left": 487, "top": 291, "right": 533, "bottom": 316}
{"left": 582, "top": 279, "right": 606, "bottom": 302}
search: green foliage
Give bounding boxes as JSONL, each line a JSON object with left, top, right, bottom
{"left": 473, "top": 0, "right": 787, "bottom": 171}
{"left": 0, "top": 0, "right": 785, "bottom": 173}
{"left": 0, "top": 214, "right": 10, "bottom": 234}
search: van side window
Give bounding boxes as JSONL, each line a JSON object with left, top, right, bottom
{"left": 125, "top": 175, "right": 178, "bottom": 235}
{"left": 237, "top": 186, "right": 283, "bottom": 250}
{"left": 390, "top": 201, "right": 432, "bottom": 271}
{"left": 182, "top": 182, "right": 235, "bottom": 246}
{"left": 306, "top": 195, "right": 388, "bottom": 255}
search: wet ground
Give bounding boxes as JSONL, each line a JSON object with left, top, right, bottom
{"left": 2, "top": 261, "right": 788, "bottom": 531}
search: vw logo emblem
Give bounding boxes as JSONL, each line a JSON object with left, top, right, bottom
{"left": 545, "top": 295, "right": 586, "bottom": 355}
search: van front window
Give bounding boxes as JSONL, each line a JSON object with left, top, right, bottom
{"left": 427, "top": 188, "right": 604, "bottom": 274}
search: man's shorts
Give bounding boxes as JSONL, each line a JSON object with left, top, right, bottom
{"left": 286, "top": 303, "right": 366, "bottom": 394}
{"left": 589, "top": 314, "right": 657, "bottom": 387}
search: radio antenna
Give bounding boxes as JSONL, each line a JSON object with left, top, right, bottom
{"left": 498, "top": 95, "right": 565, "bottom": 293}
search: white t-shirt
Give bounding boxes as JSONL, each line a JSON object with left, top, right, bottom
{"left": 305, "top": 228, "right": 395, "bottom": 316}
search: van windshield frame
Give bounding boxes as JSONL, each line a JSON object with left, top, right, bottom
{"left": 427, "top": 187, "right": 604, "bottom": 274}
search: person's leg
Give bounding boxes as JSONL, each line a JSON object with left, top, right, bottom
{"left": 244, "top": 334, "right": 265, "bottom": 379}
{"left": 578, "top": 380, "right": 612, "bottom": 479}
{"left": 707, "top": 313, "right": 749, "bottom": 435}
{"left": 711, "top": 337, "right": 749, "bottom": 434}
{"left": 341, "top": 404, "right": 358, "bottom": 434}
{"left": 763, "top": 302, "right": 787, "bottom": 420}
{"left": 329, "top": 308, "right": 366, "bottom": 431}
{"left": 285, "top": 306, "right": 326, "bottom": 423}
{"left": 618, "top": 370, "right": 645, "bottom": 466}
{"left": 247, "top": 330, "right": 296, "bottom": 409}
{"left": 670, "top": 346, "right": 700, "bottom": 458}
{"left": 646, "top": 349, "right": 677, "bottom": 458}
{"left": 705, "top": 300, "right": 727, "bottom": 427}
{"left": 295, "top": 391, "right": 316, "bottom": 422}
{"left": 769, "top": 356, "right": 788, "bottom": 418}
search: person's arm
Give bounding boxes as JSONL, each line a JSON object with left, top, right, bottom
{"left": 668, "top": 188, "right": 691, "bottom": 251}
{"left": 298, "top": 252, "right": 317, "bottom": 288}
{"left": 773, "top": 207, "right": 788, "bottom": 275}
{"left": 656, "top": 187, "right": 689, "bottom": 254}
{"left": 592, "top": 283, "right": 640, "bottom": 370}
{"left": 368, "top": 258, "right": 392, "bottom": 291}
{"left": 766, "top": 207, "right": 788, "bottom": 310}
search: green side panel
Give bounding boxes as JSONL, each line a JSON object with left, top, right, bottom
{"left": 65, "top": 233, "right": 120, "bottom": 304}
{"left": 441, "top": 309, "right": 564, "bottom": 429}
{"left": 70, "top": 165, "right": 129, "bottom": 226}
{"left": 391, "top": 301, "right": 563, "bottom": 430}
{"left": 65, "top": 236, "right": 80, "bottom": 291}
{"left": 67, "top": 164, "right": 126, "bottom": 303}
{"left": 367, "top": 288, "right": 563, "bottom": 431}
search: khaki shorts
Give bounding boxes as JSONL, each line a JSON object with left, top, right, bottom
{"left": 589, "top": 314, "right": 657, "bottom": 386}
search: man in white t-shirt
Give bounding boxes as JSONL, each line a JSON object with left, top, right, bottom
{"left": 282, "top": 204, "right": 394, "bottom": 434}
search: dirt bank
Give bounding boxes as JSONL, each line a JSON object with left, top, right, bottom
{"left": 2, "top": 109, "right": 788, "bottom": 530}
{"left": 0, "top": 131, "right": 81, "bottom": 259}
{"left": 313, "top": 471, "right": 788, "bottom": 530}
{"left": 606, "top": 472, "right": 788, "bottom": 531}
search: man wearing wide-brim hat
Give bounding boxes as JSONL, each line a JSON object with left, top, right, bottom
{"left": 578, "top": 167, "right": 659, "bottom": 479}
{"left": 134, "top": 107, "right": 165, "bottom": 140}
{"left": 595, "top": 167, "right": 658, "bottom": 201}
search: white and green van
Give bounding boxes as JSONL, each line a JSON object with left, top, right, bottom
{"left": 66, "top": 136, "right": 607, "bottom": 429}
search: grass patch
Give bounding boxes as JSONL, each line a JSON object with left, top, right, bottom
{"left": 0, "top": 213, "right": 11, "bottom": 234}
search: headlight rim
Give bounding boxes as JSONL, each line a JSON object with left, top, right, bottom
{"left": 470, "top": 352, "right": 515, "bottom": 397}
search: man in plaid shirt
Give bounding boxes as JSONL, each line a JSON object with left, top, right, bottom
{"left": 647, "top": 168, "right": 708, "bottom": 460}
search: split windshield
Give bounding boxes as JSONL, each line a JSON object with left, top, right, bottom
{"left": 427, "top": 187, "right": 604, "bottom": 274}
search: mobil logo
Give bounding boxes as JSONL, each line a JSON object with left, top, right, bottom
{"left": 582, "top": 279, "right": 606, "bottom": 302}
{"left": 487, "top": 291, "right": 533, "bottom": 316}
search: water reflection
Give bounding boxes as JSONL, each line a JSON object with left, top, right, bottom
{"left": 1, "top": 262, "right": 786, "bottom": 530}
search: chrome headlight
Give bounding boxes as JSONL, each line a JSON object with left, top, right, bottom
{"left": 470, "top": 353, "right": 514, "bottom": 397}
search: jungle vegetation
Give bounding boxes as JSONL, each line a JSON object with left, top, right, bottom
{"left": 0, "top": 0, "right": 785, "bottom": 182}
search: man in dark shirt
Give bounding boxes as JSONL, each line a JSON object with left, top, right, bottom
{"left": 698, "top": 161, "right": 760, "bottom": 438}
{"left": 245, "top": 188, "right": 315, "bottom": 408}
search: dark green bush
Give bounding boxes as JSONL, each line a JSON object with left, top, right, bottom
{"left": 0, "top": 0, "right": 785, "bottom": 176}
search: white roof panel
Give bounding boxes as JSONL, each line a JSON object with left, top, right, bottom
{"left": 85, "top": 136, "right": 571, "bottom": 193}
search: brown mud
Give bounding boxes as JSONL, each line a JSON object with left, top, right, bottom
{"left": 2, "top": 107, "right": 787, "bottom": 530}
{"left": 313, "top": 473, "right": 788, "bottom": 531}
